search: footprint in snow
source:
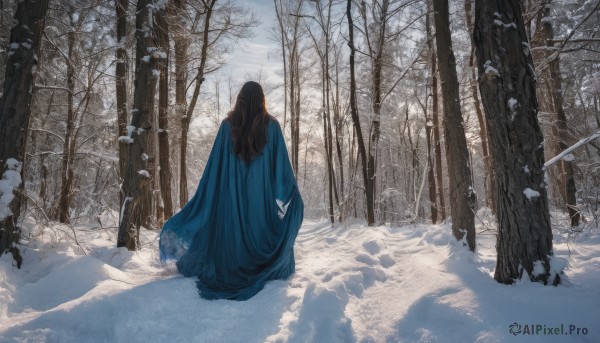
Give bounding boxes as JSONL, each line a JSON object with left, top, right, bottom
{"left": 362, "top": 240, "right": 381, "bottom": 255}
{"left": 355, "top": 253, "right": 378, "bottom": 266}
{"left": 378, "top": 254, "right": 396, "bottom": 268}
{"left": 343, "top": 266, "right": 388, "bottom": 297}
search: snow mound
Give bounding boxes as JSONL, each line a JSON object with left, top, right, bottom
{"left": 1, "top": 217, "right": 599, "bottom": 342}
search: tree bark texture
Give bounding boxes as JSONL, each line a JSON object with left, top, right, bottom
{"left": 115, "top": 0, "right": 129, "bottom": 183}
{"left": 425, "top": 1, "right": 438, "bottom": 224}
{"left": 474, "top": 0, "right": 558, "bottom": 284}
{"left": 58, "top": 23, "right": 76, "bottom": 224}
{"left": 117, "top": 0, "right": 163, "bottom": 250}
{"left": 428, "top": 3, "right": 446, "bottom": 222}
{"left": 433, "top": 0, "right": 476, "bottom": 251}
{"left": 0, "top": 0, "right": 50, "bottom": 267}
{"left": 156, "top": 6, "right": 173, "bottom": 221}
{"left": 537, "top": 3, "right": 580, "bottom": 226}
{"left": 174, "top": 35, "right": 188, "bottom": 208}
{"left": 465, "top": 0, "right": 496, "bottom": 214}
{"left": 274, "top": 0, "right": 288, "bottom": 131}
{"left": 287, "top": 0, "right": 303, "bottom": 177}
{"left": 347, "top": 0, "right": 373, "bottom": 225}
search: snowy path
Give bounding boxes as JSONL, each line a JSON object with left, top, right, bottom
{"left": 1, "top": 217, "right": 599, "bottom": 342}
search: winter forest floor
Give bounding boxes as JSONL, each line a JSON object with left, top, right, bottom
{"left": 1, "top": 210, "right": 599, "bottom": 343}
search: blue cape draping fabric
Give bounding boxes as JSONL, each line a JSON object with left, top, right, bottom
{"left": 159, "top": 119, "right": 304, "bottom": 300}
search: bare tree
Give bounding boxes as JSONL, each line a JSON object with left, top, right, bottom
{"left": 530, "top": 0, "right": 580, "bottom": 226}
{"left": 429, "top": 6, "right": 446, "bottom": 222}
{"left": 347, "top": 0, "right": 371, "bottom": 224}
{"left": 424, "top": 5, "right": 437, "bottom": 223}
{"left": 304, "top": 0, "right": 340, "bottom": 224}
{"left": 178, "top": 0, "right": 216, "bottom": 206}
{"left": 156, "top": 5, "right": 173, "bottom": 221}
{"left": 465, "top": 0, "right": 495, "bottom": 214}
{"left": 274, "top": 0, "right": 305, "bottom": 176}
{"left": 433, "top": 0, "right": 476, "bottom": 250}
{"left": 177, "top": 0, "right": 257, "bottom": 206}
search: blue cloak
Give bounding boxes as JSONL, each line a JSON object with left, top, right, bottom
{"left": 159, "top": 119, "right": 304, "bottom": 300}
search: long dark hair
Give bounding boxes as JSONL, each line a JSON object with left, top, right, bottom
{"left": 226, "top": 81, "right": 273, "bottom": 162}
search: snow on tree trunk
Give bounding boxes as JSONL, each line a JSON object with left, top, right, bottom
{"left": 428, "top": 2, "right": 447, "bottom": 222}
{"left": 115, "top": 0, "right": 129, "bottom": 195}
{"left": 474, "top": 0, "right": 559, "bottom": 285}
{"left": 465, "top": 0, "right": 496, "bottom": 215}
{"left": 156, "top": 6, "right": 173, "bottom": 222}
{"left": 0, "top": 0, "right": 50, "bottom": 267}
{"left": 117, "top": 0, "right": 164, "bottom": 250}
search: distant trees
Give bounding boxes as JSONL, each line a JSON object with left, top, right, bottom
{"left": 177, "top": 0, "right": 215, "bottom": 207}
{"left": 175, "top": 0, "right": 256, "bottom": 207}
{"left": 529, "top": 0, "right": 580, "bottom": 227}
{"left": 274, "top": 0, "right": 305, "bottom": 176}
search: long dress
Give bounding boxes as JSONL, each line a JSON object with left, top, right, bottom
{"left": 159, "top": 118, "right": 304, "bottom": 300}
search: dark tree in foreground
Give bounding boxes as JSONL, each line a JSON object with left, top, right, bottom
{"left": 474, "top": 0, "right": 559, "bottom": 284}
{"left": 117, "top": 0, "right": 163, "bottom": 249}
{"left": 0, "top": 0, "right": 50, "bottom": 267}
{"left": 432, "top": 0, "right": 476, "bottom": 251}
{"left": 156, "top": 5, "right": 173, "bottom": 222}
{"left": 115, "top": 0, "right": 129, "bottom": 188}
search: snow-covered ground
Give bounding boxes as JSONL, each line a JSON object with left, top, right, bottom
{"left": 1, "top": 211, "right": 599, "bottom": 342}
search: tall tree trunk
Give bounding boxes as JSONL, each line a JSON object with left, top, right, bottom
{"left": 156, "top": 6, "right": 173, "bottom": 221}
{"left": 425, "top": 1, "right": 438, "bottom": 224}
{"left": 363, "top": 0, "right": 389, "bottom": 226}
{"left": 333, "top": 45, "right": 345, "bottom": 221}
{"left": 117, "top": 0, "right": 163, "bottom": 250}
{"left": 433, "top": 0, "right": 476, "bottom": 251}
{"left": 58, "top": 27, "right": 76, "bottom": 224}
{"left": 179, "top": 0, "right": 215, "bottom": 206}
{"left": 474, "top": 0, "right": 558, "bottom": 284}
{"left": 316, "top": 0, "right": 337, "bottom": 224}
{"left": 530, "top": 3, "right": 561, "bottom": 206}
{"left": 347, "top": 0, "right": 373, "bottom": 225}
{"left": 425, "top": 118, "right": 438, "bottom": 223}
{"left": 323, "top": 76, "right": 334, "bottom": 224}
{"left": 540, "top": 3, "right": 580, "bottom": 227}
{"left": 289, "top": 43, "right": 298, "bottom": 174}
{"left": 174, "top": 36, "right": 188, "bottom": 208}
{"left": 0, "top": 0, "right": 50, "bottom": 267}
{"left": 115, "top": 0, "right": 129, "bottom": 184}
{"left": 369, "top": 0, "right": 389, "bottom": 225}
{"left": 429, "top": 4, "right": 446, "bottom": 221}
{"left": 274, "top": 0, "right": 288, "bottom": 131}
{"left": 291, "top": 47, "right": 301, "bottom": 176}
{"left": 465, "top": 0, "right": 496, "bottom": 214}
{"left": 288, "top": 1, "right": 303, "bottom": 177}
